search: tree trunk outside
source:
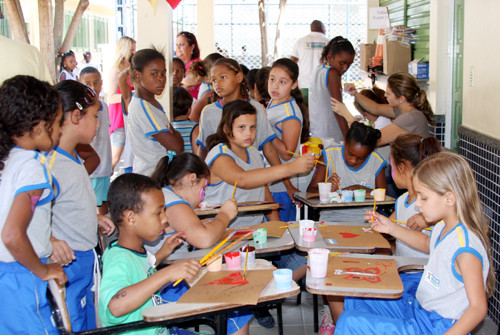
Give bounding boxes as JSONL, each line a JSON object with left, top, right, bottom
{"left": 4, "top": 0, "right": 29, "bottom": 43}
{"left": 258, "top": 0, "right": 268, "bottom": 67}
{"left": 53, "top": 0, "right": 65, "bottom": 54}
{"left": 59, "top": 0, "right": 90, "bottom": 54}
{"left": 273, "top": 0, "right": 287, "bottom": 62}
{"left": 38, "top": 0, "right": 56, "bottom": 81}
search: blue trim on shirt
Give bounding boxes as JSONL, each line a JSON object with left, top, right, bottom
{"left": 139, "top": 98, "right": 164, "bottom": 133}
{"left": 196, "top": 139, "right": 207, "bottom": 150}
{"left": 258, "top": 133, "right": 277, "bottom": 151}
{"left": 163, "top": 186, "right": 192, "bottom": 208}
{"left": 54, "top": 146, "right": 81, "bottom": 164}
{"left": 215, "top": 100, "right": 223, "bottom": 109}
{"left": 434, "top": 222, "right": 464, "bottom": 249}
{"left": 145, "top": 128, "right": 170, "bottom": 138}
{"left": 451, "top": 247, "right": 484, "bottom": 283}
{"left": 14, "top": 183, "right": 52, "bottom": 198}
{"left": 323, "top": 65, "right": 330, "bottom": 87}
{"left": 374, "top": 159, "right": 387, "bottom": 178}
{"left": 342, "top": 146, "right": 370, "bottom": 172}
{"left": 267, "top": 98, "right": 294, "bottom": 109}
{"left": 109, "top": 241, "right": 147, "bottom": 257}
{"left": 207, "top": 152, "right": 234, "bottom": 167}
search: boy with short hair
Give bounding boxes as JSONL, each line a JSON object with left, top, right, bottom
{"left": 172, "top": 86, "right": 198, "bottom": 153}
{"left": 79, "top": 67, "right": 112, "bottom": 215}
{"left": 100, "top": 173, "right": 200, "bottom": 332}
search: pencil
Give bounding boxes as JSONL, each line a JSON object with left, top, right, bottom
{"left": 232, "top": 181, "right": 237, "bottom": 198}
{"left": 287, "top": 151, "right": 325, "bottom": 165}
{"left": 372, "top": 198, "right": 377, "bottom": 223}
{"left": 173, "top": 230, "right": 239, "bottom": 287}
{"left": 390, "top": 218, "right": 432, "bottom": 231}
{"left": 200, "top": 230, "right": 254, "bottom": 266}
{"left": 243, "top": 247, "right": 249, "bottom": 279}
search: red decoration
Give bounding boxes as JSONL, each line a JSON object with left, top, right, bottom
{"left": 339, "top": 232, "right": 360, "bottom": 238}
{"left": 166, "top": 0, "right": 182, "bottom": 9}
{"left": 205, "top": 272, "right": 249, "bottom": 286}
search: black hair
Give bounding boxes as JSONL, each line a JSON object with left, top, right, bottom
{"left": 203, "top": 53, "right": 224, "bottom": 73}
{"left": 151, "top": 152, "right": 210, "bottom": 187}
{"left": 345, "top": 121, "right": 381, "bottom": 153}
{"left": 173, "top": 57, "right": 186, "bottom": 70}
{"left": 209, "top": 58, "right": 250, "bottom": 103}
{"left": 391, "top": 134, "right": 441, "bottom": 168}
{"left": 320, "top": 36, "right": 355, "bottom": 64}
{"left": 55, "top": 80, "right": 97, "bottom": 117}
{"left": 354, "top": 86, "right": 387, "bottom": 114}
{"left": 60, "top": 50, "right": 75, "bottom": 71}
{"left": 239, "top": 63, "right": 249, "bottom": 76}
{"left": 206, "top": 100, "right": 256, "bottom": 151}
{"left": 173, "top": 86, "right": 194, "bottom": 118}
{"left": 177, "top": 31, "right": 200, "bottom": 60}
{"left": 79, "top": 66, "right": 101, "bottom": 78}
{"left": 107, "top": 173, "right": 161, "bottom": 226}
{"left": 187, "top": 60, "right": 207, "bottom": 78}
{"left": 0, "top": 75, "right": 60, "bottom": 170}
{"left": 83, "top": 51, "right": 91, "bottom": 63}
{"left": 255, "top": 67, "right": 271, "bottom": 107}
{"left": 131, "top": 48, "right": 165, "bottom": 73}
{"left": 270, "top": 58, "right": 310, "bottom": 143}
{"left": 246, "top": 68, "right": 259, "bottom": 89}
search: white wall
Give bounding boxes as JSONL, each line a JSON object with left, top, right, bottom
{"left": 462, "top": 0, "right": 500, "bottom": 140}
{"left": 197, "top": 0, "right": 215, "bottom": 58}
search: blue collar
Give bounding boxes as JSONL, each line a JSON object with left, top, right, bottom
{"left": 54, "top": 146, "right": 81, "bottom": 164}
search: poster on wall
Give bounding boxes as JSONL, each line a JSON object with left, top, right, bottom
{"left": 369, "top": 7, "right": 390, "bottom": 29}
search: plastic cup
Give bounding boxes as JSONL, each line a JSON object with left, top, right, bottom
{"left": 299, "top": 219, "right": 315, "bottom": 236}
{"left": 308, "top": 248, "right": 329, "bottom": 278}
{"left": 371, "top": 188, "right": 386, "bottom": 201}
{"left": 329, "top": 191, "right": 340, "bottom": 203}
{"left": 206, "top": 255, "right": 222, "bottom": 272}
{"left": 273, "top": 269, "right": 293, "bottom": 290}
{"left": 318, "top": 182, "right": 332, "bottom": 202}
{"left": 354, "top": 189, "right": 366, "bottom": 202}
{"left": 302, "top": 228, "right": 317, "bottom": 242}
{"left": 252, "top": 228, "right": 267, "bottom": 244}
{"left": 239, "top": 245, "right": 256, "bottom": 265}
{"left": 224, "top": 252, "right": 241, "bottom": 270}
{"left": 342, "top": 190, "right": 354, "bottom": 202}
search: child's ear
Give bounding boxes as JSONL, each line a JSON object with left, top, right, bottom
{"left": 235, "top": 71, "right": 244, "bottom": 84}
{"left": 123, "top": 209, "right": 136, "bottom": 225}
{"left": 133, "top": 69, "right": 141, "bottom": 81}
{"left": 444, "top": 191, "right": 456, "bottom": 207}
{"left": 292, "top": 80, "right": 298, "bottom": 90}
{"left": 71, "top": 109, "right": 82, "bottom": 124}
{"left": 32, "top": 122, "right": 44, "bottom": 136}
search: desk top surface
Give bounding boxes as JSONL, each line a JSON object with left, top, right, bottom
{"left": 294, "top": 192, "right": 396, "bottom": 208}
{"left": 194, "top": 201, "right": 279, "bottom": 216}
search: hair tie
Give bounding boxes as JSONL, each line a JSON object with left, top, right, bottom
{"left": 420, "top": 137, "right": 424, "bottom": 143}
{"left": 166, "top": 150, "right": 177, "bottom": 162}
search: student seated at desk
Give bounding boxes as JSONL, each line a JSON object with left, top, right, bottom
{"left": 101, "top": 173, "right": 251, "bottom": 335}
{"left": 308, "top": 121, "right": 387, "bottom": 222}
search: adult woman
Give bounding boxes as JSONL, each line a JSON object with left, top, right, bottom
{"left": 175, "top": 31, "right": 202, "bottom": 98}
{"left": 107, "top": 36, "right": 136, "bottom": 170}
{"left": 331, "top": 72, "right": 434, "bottom": 146}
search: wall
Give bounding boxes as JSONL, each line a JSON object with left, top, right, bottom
{"left": 196, "top": 0, "right": 214, "bottom": 58}
{"left": 462, "top": 0, "right": 500, "bottom": 141}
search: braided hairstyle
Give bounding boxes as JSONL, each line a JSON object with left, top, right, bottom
{"left": 320, "top": 36, "right": 355, "bottom": 65}
{"left": 209, "top": 58, "right": 250, "bottom": 103}
{"left": 0, "top": 75, "right": 60, "bottom": 170}
{"left": 345, "top": 121, "right": 381, "bottom": 153}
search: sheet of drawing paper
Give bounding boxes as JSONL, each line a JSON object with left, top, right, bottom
{"left": 221, "top": 221, "right": 287, "bottom": 241}
{"left": 177, "top": 270, "right": 274, "bottom": 305}
{"left": 318, "top": 225, "right": 390, "bottom": 249}
{"left": 324, "top": 257, "right": 403, "bottom": 291}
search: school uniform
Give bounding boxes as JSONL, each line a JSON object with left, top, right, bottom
{"left": 172, "top": 120, "right": 198, "bottom": 153}
{"left": 309, "top": 64, "right": 343, "bottom": 142}
{"left": 128, "top": 96, "right": 171, "bottom": 176}
{"left": 90, "top": 101, "right": 112, "bottom": 206}
{"left": 58, "top": 69, "right": 78, "bottom": 81}
{"left": 196, "top": 99, "right": 277, "bottom": 152}
{"left": 49, "top": 146, "right": 98, "bottom": 331}
{"left": 320, "top": 146, "right": 386, "bottom": 222}
{"left": 0, "top": 147, "right": 58, "bottom": 334}
{"left": 204, "top": 143, "right": 266, "bottom": 228}
{"left": 335, "top": 221, "right": 489, "bottom": 334}
{"left": 266, "top": 98, "right": 303, "bottom": 221}
{"left": 197, "top": 81, "right": 212, "bottom": 100}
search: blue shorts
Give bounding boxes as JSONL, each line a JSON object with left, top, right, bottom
{"left": 0, "top": 259, "right": 59, "bottom": 334}
{"left": 91, "top": 176, "right": 111, "bottom": 206}
{"left": 336, "top": 292, "right": 455, "bottom": 335}
{"left": 271, "top": 191, "right": 296, "bottom": 222}
{"left": 400, "top": 272, "right": 423, "bottom": 297}
{"left": 64, "top": 250, "right": 96, "bottom": 331}
{"left": 161, "top": 281, "right": 252, "bottom": 334}
{"left": 273, "top": 250, "right": 307, "bottom": 272}
{"left": 110, "top": 127, "right": 125, "bottom": 147}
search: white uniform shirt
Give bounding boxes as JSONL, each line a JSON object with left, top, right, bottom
{"left": 90, "top": 101, "right": 112, "bottom": 178}
{"left": 291, "top": 32, "right": 330, "bottom": 89}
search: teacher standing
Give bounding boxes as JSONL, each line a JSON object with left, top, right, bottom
{"left": 175, "top": 31, "right": 202, "bottom": 98}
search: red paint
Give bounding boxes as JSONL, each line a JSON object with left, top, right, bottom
{"left": 206, "top": 272, "right": 249, "bottom": 285}
{"left": 339, "top": 232, "right": 360, "bottom": 238}
{"left": 342, "top": 267, "right": 381, "bottom": 284}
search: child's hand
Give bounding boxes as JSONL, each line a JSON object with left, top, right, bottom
{"left": 327, "top": 174, "right": 341, "bottom": 191}
{"left": 344, "top": 83, "right": 357, "bottom": 96}
{"left": 165, "top": 259, "right": 201, "bottom": 282}
{"left": 163, "top": 232, "right": 186, "bottom": 254}
{"left": 330, "top": 98, "right": 351, "bottom": 119}
{"left": 220, "top": 197, "right": 238, "bottom": 221}
{"left": 407, "top": 213, "right": 430, "bottom": 232}
{"left": 98, "top": 214, "right": 116, "bottom": 236}
{"left": 365, "top": 211, "right": 395, "bottom": 235}
{"left": 41, "top": 263, "right": 68, "bottom": 284}
{"left": 50, "top": 237, "right": 75, "bottom": 266}
{"left": 293, "top": 152, "right": 316, "bottom": 173}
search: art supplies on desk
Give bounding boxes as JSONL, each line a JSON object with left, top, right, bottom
{"left": 318, "top": 225, "right": 391, "bottom": 249}
{"left": 220, "top": 221, "right": 288, "bottom": 241}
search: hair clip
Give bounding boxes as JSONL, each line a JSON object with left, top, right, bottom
{"left": 75, "top": 102, "right": 83, "bottom": 111}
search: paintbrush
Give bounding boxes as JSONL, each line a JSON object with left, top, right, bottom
{"left": 173, "top": 230, "right": 239, "bottom": 287}
{"left": 328, "top": 158, "right": 342, "bottom": 195}
{"left": 243, "top": 246, "right": 249, "bottom": 280}
{"left": 232, "top": 181, "right": 237, "bottom": 198}
{"left": 287, "top": 151, "right": 325, "bottom": 165}
{"left": 390, "top": 219, "right": 432, "bottom": 231}
{"left": 200, "top": 230, "right": 254, "bottom": 266}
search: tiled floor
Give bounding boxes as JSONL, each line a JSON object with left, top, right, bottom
{"left": 197, "top": 291, "right": 498, "bottom": 334}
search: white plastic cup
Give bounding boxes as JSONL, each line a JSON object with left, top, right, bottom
{"left": 239, "top": 246, "right": 256, "bottom": 265}
{"left": 371, "top": 188, "right": 386, "bottom": 201}
{"left": 206, "top": 255, "right": 222, "bottom": 272}
{"left": 308, "top": 248, "right": 329, "bottom": 278}
{"left": 302, "top": 228, "right": 318, "bottom": 242}
{"left": 318, "top": 182, "right": 332, "bottom": 202}
{"left": 299, "top": 219, "right": 315, "bottom": 236}
{"left": 273, "top": 269, "right": 293, "bottom": 290}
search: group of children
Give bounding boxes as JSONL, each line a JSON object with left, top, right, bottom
{"left": 0, "top": 32, "right": 495, "bottom": 335}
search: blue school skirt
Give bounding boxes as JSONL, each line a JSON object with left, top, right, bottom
{"left": 335, "top": 292, "right": 456, "bottom": 334}
{"left": 161, "top": 281, "right": 253, "bottom": 334}
{"left": 64, "top": 249, "right": 96, "bottom": 331}
{"left": 0, "top": 258, "right": 59, "bottom": 334}
{"left": 271, "top": 191, "right": 296, "bottom": 222}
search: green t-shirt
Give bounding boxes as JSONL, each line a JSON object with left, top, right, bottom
{"left": 99, "top": 241, "right": 167, "bottom": 335}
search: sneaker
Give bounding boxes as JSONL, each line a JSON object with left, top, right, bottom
{"left": 253, "top": 308, "right": 275, "bottom": 328}
{"left": 319, "top": 305, "right": 335, "bottom": 335}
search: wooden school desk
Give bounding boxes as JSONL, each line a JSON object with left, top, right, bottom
{"left": 293, "top": 192, "right": 396, "bottom": 221}
{"left": 194, "top": 200, "right": 280, "bottom": 217}
{"left": 143, "top": 260, "right": 300, "bottom": 335}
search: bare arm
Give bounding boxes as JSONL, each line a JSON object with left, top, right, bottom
{"left": 344, "top": 84, "right": 395, "bottom": 118}
{"left": 189, "top": 90, "right": 211, "bottom": 123}
{"left": 76, "top": 143, "right": 100, "bottom": 175}
{"left": 378, "top": 123, "right": 408, "bottom": 146}
{"left": 107, "top": 67, "right": 121, "bottom": 104}
{"left": 270, "top": 119, "right": 301, "bottom": 161}
{"left": 328, "top": 68, "right": 348, "bottom": 138}
{"left": 117, "top": 70, "right": 132, "bottom": 115}
{"left": 263, "top": 140, "right": 300, "bottom": 201}
{"left": 152, "top": 128, "right": 184, "bottom": 154}
{"left": 190, "top": 125, "right": 199, "bottom": 155}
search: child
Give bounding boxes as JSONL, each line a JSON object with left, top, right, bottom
{"left": 0, "top": 75, "right": 67, "bottom": 334}
{"left": 309, "top": 36, "right": 355, "bottom": 142}
{"left": 335, "top": 152, "right": 495, "bottom": 334}
{"left": 354, "top": 87, "right": 392, "bottom": 130}
{"left": 172, "top": 86, "right": 198, "bottom": 154}
{"left": 80, "top": 66, "right": 113, "bottom": 215}
{"left": 266, "top": 58, "right": 311, "bottom": 221}
{"left": 50, "top": 80, "right": 115, "bottom": 331}
{"left": 100, "top": 173, "right": 202, "bottom": 334}
{"left": 308, "top": 121, "right": 387, "bottom": 222}
{"left": 128, "top": 48, "right": 184, "bottom": 176}
{"left": 254, "top": 66, "right": 271, "bottom": 108}
{"left": 59, "top": 50, "right": 78, "bottom": 81}
{"left": 204, "top": 99, "right": 316, "bottom": 228}
{"left": 172, "top": 57, "right": 185, "bottom": 88}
